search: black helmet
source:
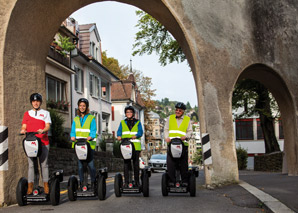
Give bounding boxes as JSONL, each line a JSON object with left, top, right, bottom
{"left": 124, "top": 106, "right": 135, "bottom": 114}
{"left": 78, "top": 98, "right": 89, "bottom": 108}
{"left": 175, "top": 102, "right": 186, "bottom": 110}
{"left": 30, "top": 93, "right": 42, "bottom": 103}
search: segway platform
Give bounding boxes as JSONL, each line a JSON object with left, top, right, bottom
{"left": 161, "top": 138, "right": 198, "bottom": 197}
{"left": 16, "top": 133, "right": 63, "bottom": 206}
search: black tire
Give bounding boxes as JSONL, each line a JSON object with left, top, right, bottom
{"left": 114, "top": 173, "right": 122, "bottom": 197}
{"left": 68, "top": 176, "right": 77, "bottom": 201}
{"left": 161, "top": 173, "right": 168, "bottom": 196}
{"left": 16, "top": 177, "right": 28, "bottom": 206}
{"left": 98, "top": 175, "right": 106, "bottom": 200}
{"left": 189, "top": 173, "right": 196, "bottom": 197}
{"left": 50, "top": 178, "right": 60, "bottom": 206}
{"left": 142, "top": 173, "right": 149, "bottom": 197}
{"left": 151, "top": 169, "right": 155, "bottom": 173}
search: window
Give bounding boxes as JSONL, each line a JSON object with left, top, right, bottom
{"left": 235, "top": 119, "right": 253, "bottom": 140}
{"left": 257, "top": 120, "right": 264, "bottom": 139}
{"left": 89, "top": 73, "right": 100, "bottom": 98}
{"left": 101, "top": 81, "right": 110, "bottom": 102}
{"left": 91, "top": 111, "right": 100, "bottom": 134}
{"left": 46, "top": 76, "right": 66, "bottom": 102}
{"left": 74, "top": 66, "right": 83, "bottom": 93}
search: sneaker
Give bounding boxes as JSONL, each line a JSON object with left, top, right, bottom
{"left": 44, "top": 182, "right": 49, "bottom": 194}
{"left": 27, "top": 182, "right": 33, "bottom": 195}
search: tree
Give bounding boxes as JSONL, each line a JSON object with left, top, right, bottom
{"left": 102, "top": 51, "right": 129, "bottom": 79}
{"left": 102, "top": 51, "right": 156, "bottom": 110}
{"left": 132, "top": 10, "right": 186, "bottom": 66}
{"left": 186, "top": 101, "right": 191, "bottom": 110}
{"left": 233, "top": 79, "right": 280, "bottom": 153}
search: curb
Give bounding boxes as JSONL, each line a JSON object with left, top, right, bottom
{"left": 239, "top": 180, "right": 295, "bottom": 213}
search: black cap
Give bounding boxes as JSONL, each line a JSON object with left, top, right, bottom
{"left": 124, "top": 106, "right": 135, "bottom": 114}
{"left": 175, "top": 102, "right": 186, "bottom": 110}
{"left": 78, "top": 98, "right": 89, "bottom": 108}
{"left": 30, "top": 93, "right": 42, "bottom": 103}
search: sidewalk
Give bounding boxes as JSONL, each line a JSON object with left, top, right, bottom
{"left": 239, "top": 170, "right": 298, "bottom": 213}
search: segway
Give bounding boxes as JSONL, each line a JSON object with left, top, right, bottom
{"left": 161, "top": 138, "right": 198, "bottom": 197}
{"left": 68, "top": 138, "right": 107, "bottom": 201}
{"left": 114, "top": 138, "right": 151, "bottom": 197}
{"left": 16, "top": 132, "right": 63, "bottom": 206}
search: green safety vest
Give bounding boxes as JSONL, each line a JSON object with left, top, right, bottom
{"left": 72, "top": 115, "right": 97, "bottom": 150}
{"left": 168, "top": 114, "right": 190, "bottom": 146}
{"left": 121, "top": 120, "right": 141, "bottom": 151}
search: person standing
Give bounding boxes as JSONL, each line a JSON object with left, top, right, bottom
{"left": 164, "top": 102, "right": 193, "bottom": 184}
{"left": 20, "top": 93, "right": 51, "bottom": 194}
{"left": 117, "top": 106, "right": 143, "bottom": 186}
{"left": 70, "top": 98, "right": 97, "bottom": 190}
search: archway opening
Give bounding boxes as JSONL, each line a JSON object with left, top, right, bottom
{"left": 233, "top": 64, "right": 297, "bottom": 175}
{"left": 2, "top": 0, "right": 201, "bottom": 203}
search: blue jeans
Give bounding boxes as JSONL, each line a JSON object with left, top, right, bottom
{"left": 78, "top": 149, "right": 96, "bottom": 183}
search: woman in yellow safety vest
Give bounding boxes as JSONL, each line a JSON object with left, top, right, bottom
{"left": 70, "top": 98, "right": 97, "bottom": 190}
{"left": 117, "top": 106, "right": 143, "bottom": 187}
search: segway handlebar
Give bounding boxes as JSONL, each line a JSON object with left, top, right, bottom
{"left": 19, "top": 132, "right": 38, "bottom": 136}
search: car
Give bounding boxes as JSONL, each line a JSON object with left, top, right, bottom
{"left": 148, "top": 154, "right": 167, "bottom": 172}
{"left": 139, "top": 157, "right": 146, "bottom": 169}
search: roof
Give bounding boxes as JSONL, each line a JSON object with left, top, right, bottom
{"left": 111, "top": 75, "right": 145, "bottom": 108}
{"left": 147, "top": 111, "right": 160, "bottom": 119}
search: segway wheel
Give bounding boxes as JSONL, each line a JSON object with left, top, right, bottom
{"left": 189, "top": 173, "right": 196, "bottom": 197}
{"left": 161, "top": 173, "right": 168, "bottom": 196}
{"left": 50, "top": 178, "right": 60, "bottom": 206}
{"left": 98, "top": 175, "right": 106, "bottom": 200}
{"left": 114, "top": 173, "right": 122, "bottom": 197}
{"left": 142, "top": 173, "right": 149, "bottom": 197}
{"left": 16, "top": 177, "right": 28, "bottom": 206}
{"left": 68, "top": 176, "right": 78, "bottom": 201}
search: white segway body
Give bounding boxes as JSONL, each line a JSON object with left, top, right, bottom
{"left": 170, "top": 141, "right": 183, "bottom": 158}
{"left": 75, "top": 143, "right": 89, "bottom": 160}
{"left": 120, "top": 143, "right": 133, "bottom": 160}
{"left": 23, "top": 139, "right": 41, "bottom": 157}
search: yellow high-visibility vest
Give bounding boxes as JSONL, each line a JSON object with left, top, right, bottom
{"left": 121, "top": 120, "right": 141, "bottom": 151}
{"left": 72, "top": 115, "right": 97, "bottom": 149}
{"left": 168, "top": 114, "right": 190, "bottom": 146}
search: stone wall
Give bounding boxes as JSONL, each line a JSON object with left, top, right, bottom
{"left": 48, "top": 148, "right": 123, "bottom": 176}
{"left": 254, "top": 152, "right": 283, "bottom": 172}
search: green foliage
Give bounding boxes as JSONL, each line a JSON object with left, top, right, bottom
{"left": 48, "top": 109, "right": 71, "bottom": 148}
{"left": 99, "top": 138, "right": 106, "bottom": 152}
{"left": 236, "top": 146, "right": 248, "bottom": 170}
{"left": 192, "top": 148, "right": 203, "bottom": 165}
{"left": 56, "top": 33, "right": 76, "bottom": 57}
{"left": 113, "top": 140, "right": 122, "bottom": 158}
{"left": 133, "top": 10, "right": 186, "bottom": 66}
{"left": 232, "top": 79, "right": 280, "bottom": 119}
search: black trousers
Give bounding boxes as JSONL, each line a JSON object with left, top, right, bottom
{"left": 167, "top": 146, "right": 189, "bottom": 183}
{"left": 124, "top": 151, "right": 140, "bottom": 184}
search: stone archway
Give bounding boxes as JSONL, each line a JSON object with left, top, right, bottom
{"left": 0, "top": 0, "right": 205, "bottom": 204}
{"left": 1, "top": 0, "right": 298, "bottom": 205}
{"left": 237, "top": 64, "right": 298, "bottom": 175}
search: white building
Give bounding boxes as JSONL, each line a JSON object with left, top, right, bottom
{"left": 233, "top": 107, "right": 284, "bottom": 169}
{"left": 65, "top": 19, "right": 119, "bottom": 150}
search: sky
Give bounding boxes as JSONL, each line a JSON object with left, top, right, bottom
{"left": 71, "top": 2, "right": 198, "bottom": 107}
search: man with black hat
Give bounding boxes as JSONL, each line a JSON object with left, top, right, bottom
{"left": 164, "top": 102, "right": 193, "bottom": 185}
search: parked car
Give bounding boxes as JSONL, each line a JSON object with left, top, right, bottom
{"left": 148, "top": 154, "right": 167, "bottom": 172}
{"left": 139, "top": 157, "right": 146, "bottom": 169}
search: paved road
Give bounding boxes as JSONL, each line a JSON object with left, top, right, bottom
{"left": 1, "top": 172, "right": 268, "bottom": 213}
